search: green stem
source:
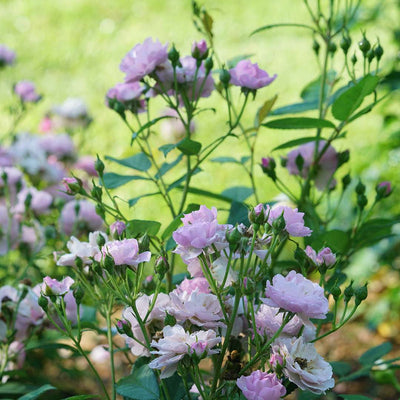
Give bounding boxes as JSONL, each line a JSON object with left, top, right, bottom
{"left": 106, "top": 299, "right": 116, "bottom": 400}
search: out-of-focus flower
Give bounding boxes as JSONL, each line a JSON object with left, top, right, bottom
{"left": 236, "top": 370, "right": 286, "bottom": 400}
{"left": 74, "top": 156, "right": 98, "bottom": 177}
{"left": 89, "top": 345, "right": 110, "bottom": 363}
{"left": 229, "top": 60, "right": 276, "bottom": 90}
{"left": 0, "top": 205, "right": 19, "bottom": 255}
{"left": 13, "top": 187, "right": 53, "bottom": 216}
{"left": 286, "top": 141, "right": 338, "bottom": 191}
{"left": 149, "top": 324, "right": 221, "bottom": 378}
{"left": 272, "top": 336, "right": 334, "bottom": 394}
{"left": 39, "top": 133, "right": 75, "bottom": 160}
{"left": 304, "top": 246, "right": 336, "bottom": 267}
{"left": 42, "top": 276, "right": 75, "bottom": 296}
{"left": 262, "top": 270, "right": 328, "bottom": 322}
{"left": 14, "top": 81, "right": 41, "bottom": 103}
{"left": 39, "top": 116, "right": 53, "bottom": 133}
{"left": 100, "top": 238, "right": 151, "bottom": 267}
{"left": 51, "top": 98, "right": 91, "bottom": 129}
{"left": 159, "top": 108, "right": 195, "bottom": 143}
{"left": 267, "top": 205, "right": 312, "bottom": 237}
{"left": 60, "top": 200, "right": 103, "bottom": 236}
{"left": 120, "top": 37, "right": 169, "bottom": 82}
{"left": 0, "top": 45, "right": 16, "bottom": 67}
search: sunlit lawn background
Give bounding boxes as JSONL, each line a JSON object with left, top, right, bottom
{"left": 1, "top": 0, "right": 400, "bottom": 396}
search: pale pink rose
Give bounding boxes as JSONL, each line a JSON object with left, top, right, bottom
{"left": 267, "top": 204, "right": 312, "bottom": 237}
{"left": 237, "top": 370, "right": 286, "bottom": 400}
{"left": 229, "top": 60, "right": 276, "bottom": 90}
{"left": 305, "top": 246, "right": 336, "bottom": 267}
{"left": 122, "top": 293, "right": 169, "bottom": 357}
{"left": 263, "top": 271, "right": 328, "bottom": 322}
{"left": 100, "top": 238, "right": 151, "bottom": 267}
{"left": 42, "top": 276, "right": 74, "bottom": 296}
{"left": 0, "top": 286, "right": 18, "bottom": 311}
{"left": 149, "top": 325, "right": 221, "bottom": 378}
{"left": 39, "top": 116, "right": 53, "bottom": 133}
{"left": 159, "top": 108, "right": 195, "bottom": 143}
{"left": 120, "top": 37, "right": 169, "bottom": 82}
{"left": 255, "top": 304, "right": 303, "bottom": 338}
{"left": 60, "top": 200, "right": 103, "bottom": 236}
{"left": 167, "top": 289, "right": 225, "bottom": 329}
{"left": 20, "top": 223, "right": 45, "bottom": 253}
{"left": 286, "top": 141, "right": 338, "bottom": 191}
{"left": 106, "top": 81, "right": 145, "bottom": 103}
{"left": 175, "top": 277, "right": 210, "bottom": 295}
{"left": 57, "top": 231, "right": 108, "bottom": 267}
{"left": 14, "top": 81, "right": 41, "bottom": 103}
{"left": 89, "top": 345, "right": 110, "bottom": 363}
{"left": 272, "top": 336, "right": 334, "bottom": 394}
{"left": 187, "top": 258, "right": 204, "bottom": 277}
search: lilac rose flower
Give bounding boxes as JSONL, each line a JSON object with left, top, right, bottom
{"left": 0, "top": 45, "right": 16, "bottom": 67}
{"left": 120, "top": 37, "right": 169, "bottom": 82}
{"left": 237, "top": 370, "right": 286, "bottom": 400}
{"left": 100, "top": 238, "right": 151, "bottom": 267}
{"left": 106, "top": 81, "right": 145, "bottom": 104}
{"left": 229, "top": 60, "right": 277, "bottom": 90}
{"left": 286, "top": 141, "right": 338, "bottom": 190}
{"left": 305, "top": 246, "right": 336, "bottom": 267}
{"left": 191, "top": 39, "right": 208, "bottom": 59}
{"left": 42, "top": 276, "right": 74, "bottom": 296}
{"left": 262, "top": 270, "right": 328, "bottom": 322}
{"left": 14, "top": 81, "right": 41, "bottom": 103}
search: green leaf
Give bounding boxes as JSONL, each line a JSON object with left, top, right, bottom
{"left": 211, "top": 156, "right": 239, "bottom": 164}
{"left": 177, "top": 138, "right": 202, "bottom": 155}
{"left": 63, "top": 396, "right": 99, "bottom": 400}
{"left": 222, "top": 186, "right": 253, "bottom": 202}
{"left": 177, "top": 187, "right": 233, "bottom": 203}
{"left": 254, "top": 95, "right": 278, "bottom": 127}
{"left": 156, "top": 154, "right": 183, "bottom": 178}
{"left": 116, "top": 364, "right": 159, "bottom": 400}
{"left": 311, "top": 229, "right": 350, "bottom": 253}
{"left": 126, "top": 220, "right": 161, "bottom": 237}
{"left": 340, "top": 395, "right": 372, "bottom": 400}
{"left": 330, "top": 361, "right": 352, "bottom": 377}
{"left": 263, "top": 117, "right": 335, "bottom": 130}
{"left": 251, "top": 23, "right": 315, "bottom": 36}
{"left": 103, "top": 173, "right": 148, "bottom": 189}
{"left": 161, "top": 204, "right": 200, "bottom": 240}
{"left": 167, "top": 168, "right": 202, "bottom": 192}
{"left": 332, "top": 74, "right": 379, "bottom": 121}
{"left": 105, "top": 153, "right": 151, "bottom": 172}
{"left": 131, "top": 116, "right": 171, "bottom": 144}
{"left": 128, "top": 192, "right": 159, "bottom": 207}
{"left": 19, "top": 385, "right": 56, "bottom": 400}
{"left": 272, "top": 137, "right": 326, "bottom": 151}
{"left": 359, "top": 342, "right": 392, "bottom": 366}
{"left": 228, "top": 201, "right": 249, "bottom": 225}
{"left": 164, "top": 372, "right": 194, "bottom": 400}
{"left": 270, "top": 100, "right": 319, "bottom": 115}
{"left": 158, "top": 144, "right": 177, "bottom": 157}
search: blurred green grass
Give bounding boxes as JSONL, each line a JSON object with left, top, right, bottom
{"left": 0, "top": 0, "right": 396, "bottom": 225}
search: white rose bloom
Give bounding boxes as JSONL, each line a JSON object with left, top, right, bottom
{"left": 273, "top": 336, "right": 334, "bottom": 394}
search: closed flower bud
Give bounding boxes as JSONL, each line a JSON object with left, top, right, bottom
{"left": 340, "top": 35, "right": 352, "bottom": 54}
{"left": 24, "top": 193, "right": 32, "bottom": 210}
{"left": 355, "top": 283, "right": 368, "bottom": 305}
{"left": 95, "top": 156, "right": 105, "bottom": 176}
{"left": 330, "top": 286, "right": 341, "bottom": 300}
{"left": 375, "top": 181, "right": 392, "bottom": 200}
{"left": 104, "top": 254, "right": 115, "bottom": 270}
{"left": 294, "top": 246, "right": 307, "bottom": 264}
{"left": 357, "top": 194, "right": 368, "bottom": 210}
{"left": 328, "top": 42, "right": 337, "bottom": 55}
{"left": 204, "top": 57, "right": 213, "bottom": 73}
{"left": 62, "top": 177, "right": 82, "bottom": 195}
{"left": 342, "top": 173, "right": 351, "bottom": 190}
{"left": 116, "top": 319, "right": 132, "bottom": 337}
{"left": 366, "top": 49, "right": 375, "bottom": 63}
{"left": 243, "top": 277, "right": 256, "bottom": 297}
{"left": 155, "top": 256, "right": 169, "bottom": 278}
{"left": 95, "top": 204, "right": 106, "bottom": 220}
{"left": 358, "top": 35, "right": 371, "bottom": 55}
{"left": 139, "top": 234, "right": 150, "bottom": 252}
{"left": 355, "top": 181, "right": 366, "bottom": 195}
{"left": 91, "top": 185, "right": 102, "bottom": 201}
{"left": 75, "top": 256, "right": 83, "bottom": 270}
{"left": 38, "top": 294, "right": 49, "bottom": 311}
{"left": 226, "top": 226, "right": 242, "bottom": 245}
{"left": 312, "top": 39, "right": 320, "bottom": 55}
{"left": 351, "top": 52, "right": 358, "bottom": 65}
{"left": 272, "top": 214, "right": 286, "bottom": 234}
{"left": 295, "top": 153, "right": 304, "bottom": 172}
{"left": 261, "top": 157, "right": 277, "bottom": 181}
{"left": 249, "top": 204, "right": 267, "bottom": 225}
{"left": 74, "top": 286, "right": 85, "bottom": 305}
{"left": 280, "top": 156, "right": 288, "bottom": 168}
{"left": 97, "top": 234, "right": 106, "bottom": 247}
{"left": 191, "top": 40, "right": 208, "bottom": 60}
{"left": 337, "top": 150, "right": 350, "bottom": 167}
{"left": 375, "top": 43, "right": 384, "bottom": 61}
{"left": 219, "top": 68, "right": 231, "bottom": 87}
{"left": 164, "top": 312, "right": 177, "bottom": 327}
{"left": 344, "top": 281, "right": 354, "bottom": 302}
{"left": 168, "top": 45, "right": 180, "bottom": 67}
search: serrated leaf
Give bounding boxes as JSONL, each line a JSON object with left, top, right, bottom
{"left": 359, "top": 342, "right": 392, "bottom": 365}
{"left": 272, "top": 137, "right": 325, "bottom": 151}
{"left": 19, "top": 385, "right": 56, "bottom": 400}
{"left": 103, "top": 173, "right": 149, "bottom": 189}
{"left": 126, "top": 219, "right": 161, "bottom": 237}
{"left": 263, "top": 117, "right": 335, "bottom": 130}
{"left": 105, "top": 153, "right": 151, "bottom": 172}
{"left": 177, "top": 138, "right": 202, "bottom": 155}
{"left": 332, "top": 74, "right": 379, "bottom": 121}
{"left": 255, "top": 95, "right": 278, "bottom": 127}
{"left": 116, "top": 364, "right": 159, "bottom": 400}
